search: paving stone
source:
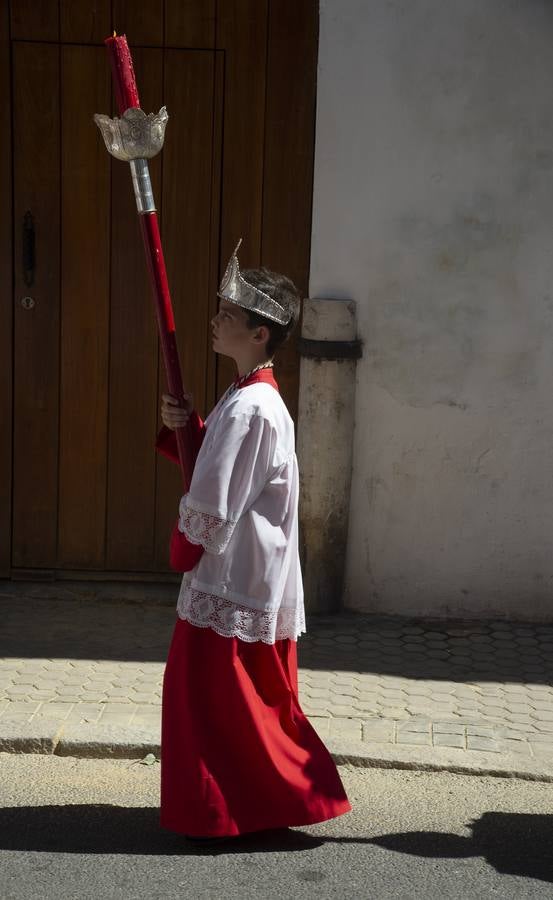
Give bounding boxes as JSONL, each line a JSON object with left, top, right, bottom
{"left": 457, "top": 706, "right": 482, "bottom": 717}
{"left": 525, "top": 732, "right": 553, "bottom": 744}
{"left": 433, "top": 732, "right": 465, "bottom": 749}
{"left": 331, "top": 676, "right": 357, "bottom": 687}
{"left": 307, "top": 716, "right": 330, "bottom": 738}
{"left": 404, "top": 686, "right": 434, "bottom": 697}
{"left": 530, "top": 743, "right": 553, "bottom": 758}
{"left": 2, "top": 700, "right": 42, "bottom": 715}
{"left": 508, "top": 714, "right": 535, "bottom": 725}
{"left": 354, "top": 701, "right": 380, "bottom": 715}
{"left": 480, "top": 706, "right": 509, "bottom": 718}
{"left": 27, "top": 690, "right": 58, "bottom": 701}
{"left": 362, "top": 720, "right": 395, "bottom": 743}
{"left": 466, "top": 736, "right": 501, "bottom": 753}
{"left": 38, "top": 680, "right": 64, "bottom": 691}
{"left": 397, "top": 720, "right": 430, "bottom": 733}
{"left": 453, "top": 686, "right": 480, "bottom": 698}
{"left": 503, "top": 721, "right": 537, "bottom": 733}
{"left": 432, "top": 722, "right": 464, "bottom": 734}
{"left": 65, "top": 705, "right": 104, "bottom": 724}
{"left": 508, "top": 702, "right": 532, "bottom": 713}
{"left": 303, "top": 687, "right": 330, "bottom": 700}
{"left": 307, "top": 673, "right": 333, "bottom": 685}
{"left": 431, "top": 692, "right": 457, "bottom": 704}
{"left": 78, "top": 692, "right": 108, "bottom": 702}
{"left": 396, "top": 731, "right": 431, "bottom": 746}
{"left": 12, "top": 674, "right": 43, "bottom": 686}
{"left": 466, "top": 725, "right": 495, "bottom": 737}
{"left": 493, "top": 726, "right": 525, "bottom": 740}
{"left": 328, "top": 718, "right": 361, "bottom": 740}
{"left": 106, "top": 687, "right": 137, "bottom": 698}
{"left": 98, "top": 708, "right": 136, "bottom": 726}
{"left": 356, "top": 691, "right": 380, "bottom": 703}
{"left": 530, "top": 709, "right": 553, "bottom": 722}
{"left": 499, "top": 738, "right": 532, "bottom": 756}
{"left": 330, "top": 689, "right": 359, "bottom": 704}
{"left": 330, "top": 705, "right": 361, "bottom": 717}
{"left": 380, "top": 690, "right": 406, "bottom": 701}
{"left": 33, "top": 702, "right": 74, "bottom": 720}
{"left": 106, "top": 696, "right": 144, "bottom": 705}
{"left": 380, "top": 707, "right": 410, "bottom": 720}
{"left": 6, "top": 684, "right": 33, "bottom": 696}
{"left": 528, "top": 699, "right": 553, "bottom": 712}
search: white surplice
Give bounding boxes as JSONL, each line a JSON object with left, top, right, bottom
{"left": 176, "top": 381, "right": 305, "bottom": 644}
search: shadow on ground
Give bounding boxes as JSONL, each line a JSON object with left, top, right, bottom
{"left": 1, "top": 593, "right": 553, "bottom": 685}
{"left": 370, "top": 812, "right": 553, "bottom": 883}
{"left": 1, "top": 804, "right": 551, "bottom": 880}
{"left": 0, "top": 805, "right": 324, "bottom": 856}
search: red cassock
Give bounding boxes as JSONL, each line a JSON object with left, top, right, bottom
{"left": 156, "top": 370, "right": 351, "bottom": 838}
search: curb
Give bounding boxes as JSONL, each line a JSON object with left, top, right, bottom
{"left": 1, "top": 721, "right": 553, "bottom": 783}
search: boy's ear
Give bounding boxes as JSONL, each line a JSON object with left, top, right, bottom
{"left": 253, "top": 325, "right": 270, "bottom": 345}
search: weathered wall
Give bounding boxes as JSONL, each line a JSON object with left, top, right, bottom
{"left": 311, "top": 0, "right": 553, "bottom": 618}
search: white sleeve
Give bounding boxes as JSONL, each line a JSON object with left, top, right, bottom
{"left": 178, "top": 412, "right": 275, "bottom": 555}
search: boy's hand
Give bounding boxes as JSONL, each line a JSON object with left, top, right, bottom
{"left": 161, "top": 392, "right": 193, "bottom": 430}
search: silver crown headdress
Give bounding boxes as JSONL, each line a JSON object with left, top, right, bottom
{"left": 218, "top": 239, "right": 291, "bottom": 326}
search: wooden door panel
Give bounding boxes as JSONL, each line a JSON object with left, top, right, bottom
{"left": 112, "top": 1, "right": 163, "bottom": 47}
{"left": 12, "top": 42, "right": 60, "bottom": 568}
{"left": 165, "top": 0, "right": 216, "bottom": 48}
{"left": 215, "top": 0, "right": 268, "bottom": 397}
{"left": 10, "top": 0, "right": 59, "bottom": 41}
{"left": 0, "top": 2, "right": 12, "bottom": 576}
{"left": 261, "top": 0, "right": 318, "bottom": 422}
{"left": 154, "top": 48, "right": 219, "bottom": 568}
{"left": 60, "top": 0, "right": 110, "bottom": 43}
{"left": 106, "top": 48, "right": 163, "bottom": 572}
{"left": 57, "top": 45, "right": 111, "bottom": 568}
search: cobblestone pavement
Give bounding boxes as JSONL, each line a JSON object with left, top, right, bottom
{"left": 1, "top": 593, "right": 553, "bottom": 766}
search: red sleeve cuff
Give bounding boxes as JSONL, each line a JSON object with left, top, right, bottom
{"left": 169, "top": 519, "right": 205, "bottom": 572}
{"left": 155, "top": 411, "right": 206, "bottom": 467}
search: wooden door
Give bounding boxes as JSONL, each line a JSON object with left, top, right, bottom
{"left": 1, "top": 0, "right": 318, "bottom": 581}
{"left": 12, "top": 43, "right": 221, "bottom": 576}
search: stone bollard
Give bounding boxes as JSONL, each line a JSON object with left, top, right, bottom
{"left": 296, "top": 298, "right": 362, "bottom": 614}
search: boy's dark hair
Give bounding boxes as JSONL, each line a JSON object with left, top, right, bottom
{"left": 241, "top": 267, "right": 301, "bottom": 357}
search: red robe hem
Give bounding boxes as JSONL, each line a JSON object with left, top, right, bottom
{"left": 161, "top": 619, "right": 351, "bottom": 837}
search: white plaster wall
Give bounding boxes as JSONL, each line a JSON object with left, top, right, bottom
{"left": 311, "top": 0, "right": 553, "bottom": 619}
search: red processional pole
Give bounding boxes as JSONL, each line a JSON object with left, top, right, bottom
{"left": 94, "top": 33, "right": 194, "bottom": 490}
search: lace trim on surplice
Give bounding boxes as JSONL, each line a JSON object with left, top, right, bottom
{"left": 177, "top": 586, "right": 306, "bottom": 644}
{"left": 178, "top": 495, "right": 235, "bottom": 554}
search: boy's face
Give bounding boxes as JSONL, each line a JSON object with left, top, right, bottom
{"left": 211, "top": 299, "right": 268, "bottom": 358}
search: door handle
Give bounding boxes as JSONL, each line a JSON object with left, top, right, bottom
{"left": 22, "top": 210, "right": 35, "bottom": 288}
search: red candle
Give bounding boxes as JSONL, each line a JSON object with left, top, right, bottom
{"left": 101, "top": 32, "right": 196, "bottom": 489}
{"left": 104, "top": 33, "right": 140, "bottom": 115}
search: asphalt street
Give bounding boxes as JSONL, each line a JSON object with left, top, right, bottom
{"left": 0, "top": 754, "right": 552, "bottom": 900}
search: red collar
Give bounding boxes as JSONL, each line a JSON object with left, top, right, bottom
{"left": 236, "top": 367, "right": 279, "bottom": 393}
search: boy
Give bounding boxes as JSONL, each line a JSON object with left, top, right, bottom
{"left": 156, "top": 240, "right": 351, "bottom": 842}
